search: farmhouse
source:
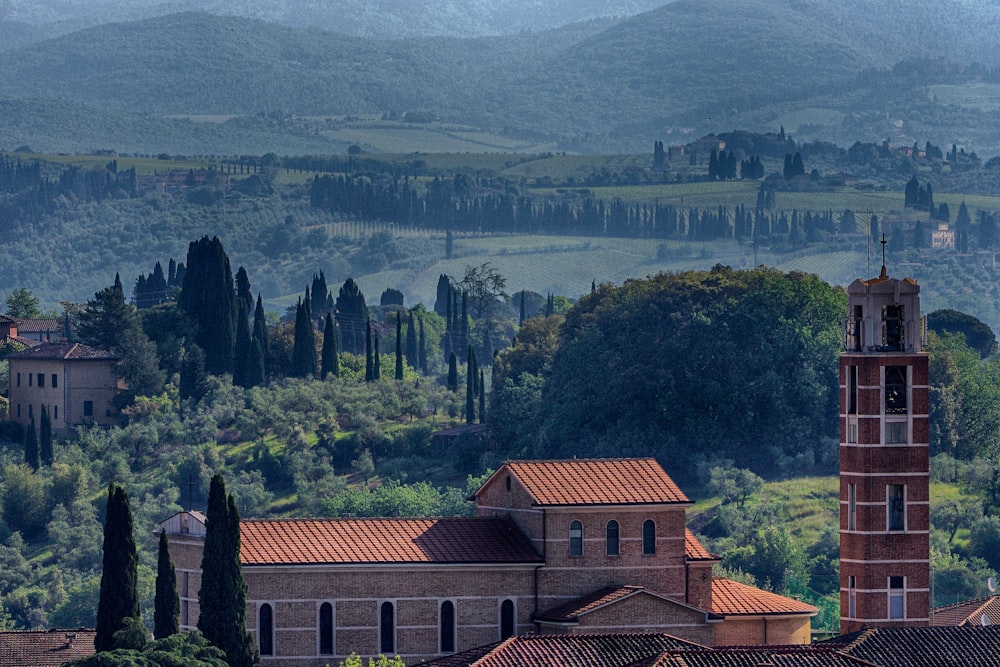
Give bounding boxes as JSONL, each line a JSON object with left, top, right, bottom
{"left": 161, "top": 458, "right": 815, "bottom": 666}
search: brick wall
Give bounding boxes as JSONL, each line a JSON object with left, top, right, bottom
{"left": 713, "top": 616, "right": 812, "bottom": 646}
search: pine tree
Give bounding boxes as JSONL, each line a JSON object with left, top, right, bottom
{"left": 39, "top": 405, "right": 53, "bottom": 466}
{"left": 95, "top": 484, "right": 139, "bottom": 653}
{"left": 320, "top": 313, "right": 338, "bottom": 380}
{"left": 395, "top": 312, "right": 404, "bottom": 381}
{"left": 448, "top": 352, "right": 458, "bottom": 392}
{"left": 199, "top": 475, "right": 257, "bottom": 667}
{"left": 24, "top": 415, "right": 38, "bottom": 470}
{"left": 154, "top": 529, "right": 179, "bottom": 639}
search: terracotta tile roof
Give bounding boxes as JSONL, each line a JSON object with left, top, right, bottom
{"left": 460, "top": 633, "right": 708, "bottom": 667}
{"left": 823, "top": 626, "right": 1000, "bottom": 666}
{"left": 651, "top": 647, "right": 878, "bottom": 666}
{"left": 710, "top": 578, "right": 817, "bottom": 616}
{"left": 15, "top": 318, "right": 61, "bottom": 334}
{"left": 494, "top": 459, "right": 690, "bottom": 506}
{"left": 8, "top": 342, "right": 116, "bottom": 361}
{"left": 685, "top": 529, "right": 719, "bottom": 561}
{"left": 932, "top": 594, "right": 1000, "bottom": 626}
{"left": 0, "top": 314, "right": 16, "bottom": 325}
{"left": 412, "top": 641, "right": 503, "bottom": 667}
{"left": 240, "top": 517, "right": 543, "bottom": 566}
{"left": 0, "top": 629, "right": 96, "bottom": 667}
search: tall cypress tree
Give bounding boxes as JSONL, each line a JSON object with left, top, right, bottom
{"left": 479, "top": 369, "right": 486, "bottom": 424}
{"left": 405, "top": 312, "right": 417, "bottom": 370}
{"left": 179, "top": 236, "right": 237, "bottom": 376}
{"left": 365, "top": 320, "right": 374, "bottom": 382}
{"left": 465, "top": 345, "right": 475, "bottom": 425}
{"left": 39, "top": 405, "right": 53, "bottom": 466}
{"left": 24, "top": 415, "right": 38, "bottom": 470}
{"left": 519, "top": 291, "right": 526, "bottom": 326}
{"left": 320, "top": 313, "right": 339, "bottom": 380}
{"left": 154, "top": 529, "right": 179, "bottom": 639}
{"left": 334, "top": 278, "right": 367, "bottom": 355}
{"left": 374, "top": 335, "right": 381, "bottom": 380}
{"left": 395, "top": 312, "right": 404, "bottom": 380}
{"left": 233, "top": 299, "right": 253, "bottom": 388}
{"left": 448, "top": 352, "right": 458, "bottom": 392}
{"left": 95, "top": 485, "right": 139, "bottom": 653}
{"left": 199, "top": 475, "right": 256, "bottom": 667}
{"left": 291, "top": 297, "right": 317, "bottom": 378}
{"left": 251, "top": 294, "right": 269, "bottom": 383}
{"left": 235, "top": 266, "right": 253, "bottom": 320}
{"left": 418, "top": 317, "right": 427, "bottom": 375}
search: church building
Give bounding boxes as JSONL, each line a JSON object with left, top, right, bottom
{"left": 161, "top": 458, "right": 815, "bottom": 665}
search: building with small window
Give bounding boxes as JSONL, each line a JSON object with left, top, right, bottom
{"left": 161, "top": 458, "right": 815, "bottom": 665}
{"left": 7, "top": 342, "right": 121, "bottom": 433}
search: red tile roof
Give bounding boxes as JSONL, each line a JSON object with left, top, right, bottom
{"left": 711, "top": 578, "right": 817, "bottom": 616}
{"left": 824, "top": 626, "right": 1000, "bottom": 666}
{"left": 932, "top": 595, "right": 1000, "bottom": 627}
{"left": 493, "top": 459, "right": 690, "bottom": 506}
{"left": 240, "top": 517, "right": 542, "bottom": 566}
{"left": 685, "top": 529, "right": 719, "bottom": 561}
{"left": 15, "top": 319, "right": 61, "bottom": 334}
{"left": 8, "top": 342, "right": 116, "bottom": 361}
{"left": 0, "top": 629, "right": 96, "bottom": 667}
{"left": 652, "top": 646, "right": 877, "bottom": 666}
{"left": 535, "top": 586, "right": 721, "bottom": 624}
{"left": 455, "top": 633, "right": 708, "bottom": 667}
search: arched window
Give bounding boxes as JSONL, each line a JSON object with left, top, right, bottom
{"left": 606, "top": 520, "right": 620, "bottom": 556}
{"left": 319, "top": 602, "right": 334, "bottom": 655}
{"left": 642, "top": 519, "right": 656, "bottom": 555}
{"left": 440, "top": 600, "right": 455, "bottom": 653}
{"left": 259, "top": 603, "right": 274, "bottom": 656}
{"left": 569, "top": 520, "right": 583, "bottom": 556}
{"left": 500, "top": 599, "right": 515, "bottom": 640}
{"left": 379, "top": 601, "right": 395, "bottom": 654}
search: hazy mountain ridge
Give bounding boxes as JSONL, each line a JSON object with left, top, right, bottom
{"left": 4, "top": 0, "right": 1000, "bottom": 153}
{"left": 0, "top": 0, "right": 668, "bottom": 41}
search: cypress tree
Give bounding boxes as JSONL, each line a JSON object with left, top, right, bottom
{"left": 320, "top": 313, "right": 338, "bottom": 380}
{"left": 233, "top": 299, "right": 252, "bottom": 388}
{"left": 291, "top": 297, "right": 317, "bottom": 378}
{"left": 418, "top": 317, "right": 427, "bottom": 374}
{"left": 395, "top": 312, "right": 404, "bottom": 380}
{"left": 519, "top": 291, "right": 525, "bottom": 326}
{"left": 479, "top": 369, "right": 486, "bottom": 423}
{"left": 199, "top": 475, "right": 256, "bottom": 667}
{"left": 434, "top": 274, "right": 451, "bottom": 316}
{"left": 374, "top": 335, "right": 381, "bottom": 380}
{"left": 365, "top": 320, "right": 374, "bottom": 382}
{"left": 24, "top": 415, "right": 38, "bottom": 470}
{"left": 180, "top": 343, "right": 208, "bottom": 403}
{"left": 154, "top": 529, "right": 179, "bottom": 639}
{"left": 251, "top": 294, "right": 269, "bottom": 383}
{"left": 235, "top": 266, "right": 253, "bottom": 320}
{"left": 95, "top": 484, "right": 139, "bottom": 653}
{"left": 39, "top": 405, "right": 53, "bottom": 466}
{"left": 334, "top": 278, "right": 368, "bottom": 355}
{"left": 448, "top": 352, "right": 458, "bottom": 392}
{"left": 405, "top": 312, "right": 417, "bottom": 370}
{"left": 465, "top": 345, "right": 475, "bottom": 425}
{"left": 179, "top": 236, "right": 237, "bottom": 376}
{"left": 460, "top": 291, "right": 469, "bottom": 351}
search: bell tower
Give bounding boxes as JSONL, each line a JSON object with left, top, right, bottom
{"left": 839, "top": 251, "right": 929, "bottom": 633}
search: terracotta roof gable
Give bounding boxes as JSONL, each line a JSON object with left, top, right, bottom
{"left": 711, "top": 578, "right": 817, "bottom": 616}
{"left": 8, "top": 342, "right": 115, "bottom": 360}
{"left": 486, "top": 458, "right": 689, "bottom": 506}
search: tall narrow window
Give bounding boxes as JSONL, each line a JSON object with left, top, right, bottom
{"left": 569, "top": 520, "right": 583, "bottom": 556}
{"left": 885, "top": 366, "right": 907, "bottom": 414}
{"left": 51, "top": 374, "right": 58, "bottom": 388}
{"left": 886, "top": 420, "right": 908, "bottom": 444}
{"left": 16, "top": 372, "right": 20, "bottom": 387}
{"left": 440, "top": 600, "right": 455, "bottom": 653}
{"left": 379, "top": 601, "right": 395, "bottom": 654}
{"left": 883, "top": 304, "right": 904, "bottom": 351}
{"left": 852, "top": 305, "right": 863, "bottom": 351}
{"left": 606, "top": 520, "right": 620, "bottom": 556}
{"left": 319, "top": 602, "right": 334, "bottom": 655}
{"left": 848, "top": 365, "right": 858, "bottom": 414}
{"left": 848, "top": 575, "right": 857, "bottom": 618}
{"left": 888, "top": 576, "right": 905, "bottom": 619}
{"left": 848, "top": 484, "right": 857, "bottom": 531}
{"left": 847, "top": 420, "right": 858, "bottom": 444}
{"left": 83, "top": 400, "right": 93, "bottom": 417}
{"left": 500, "top": 599, "right": 515, "bottom": 640}
{"left": 887, "top": 485, "right": 905, "bottom": 531}
{"left": 642, "top": 519, "right": 656, "bottom": 555}
{"left": 53, "top": 405, "right": 58, "bottom": 420}
{"left": 259, "top": 604, "right": 274, "bottom": 656}
{"left": 37, "top": 373, "right": 44, "bottom": 388}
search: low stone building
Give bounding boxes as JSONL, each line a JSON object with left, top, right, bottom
{"left": 161, "top": 458, "right": 815, "bottom": 665}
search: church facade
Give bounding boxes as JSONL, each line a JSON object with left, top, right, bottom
{"left": 162, "top": 458, "right": 815, "bottom": 665}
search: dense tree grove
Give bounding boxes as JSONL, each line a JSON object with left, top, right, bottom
{"left": 179, "top": 236, "right": 237, "bottom": 376}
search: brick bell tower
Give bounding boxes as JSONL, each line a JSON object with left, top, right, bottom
{"left": 839, "top": 250, "right": 930, "bottom": 633}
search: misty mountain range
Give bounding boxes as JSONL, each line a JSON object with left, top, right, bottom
{"left": 3, "top": 0, "right": 1000, "bottom": 154}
